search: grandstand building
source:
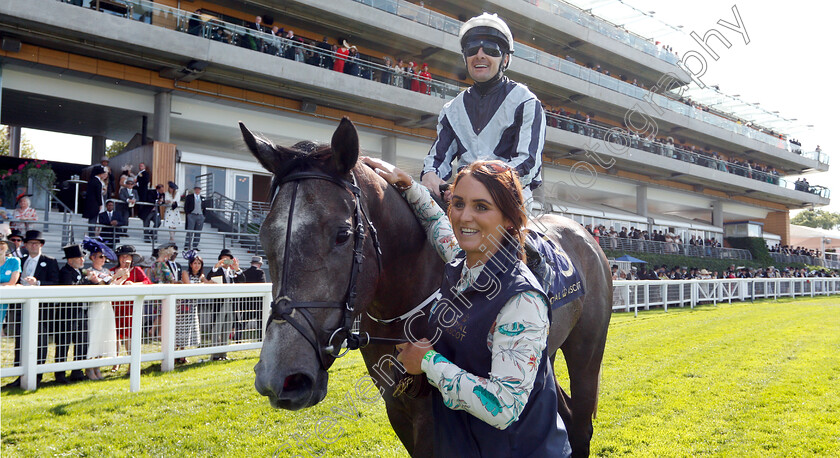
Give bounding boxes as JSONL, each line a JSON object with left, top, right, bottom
{"left": 0, "top": 0, "right": 830, "bottom": 254}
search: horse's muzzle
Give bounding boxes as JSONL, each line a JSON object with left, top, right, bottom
{"left": 254, "top": 361, "right": 328, "bottom": 410}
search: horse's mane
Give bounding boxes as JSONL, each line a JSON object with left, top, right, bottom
{"left": 268, "top": 140, "right": 334, "bottom": 201}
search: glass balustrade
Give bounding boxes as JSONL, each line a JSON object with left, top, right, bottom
{"left": 57, "top": 0, "right": 826, "bottom": 167}
{"left": 545, "top": 112, "right": 830, "bottom": 199}
{"left": 59, "top": 0, "right": 463, "bottom": 100}
{"left": 521, "top": 0, "right": 680, "bottom": 65}
{"left": 350, "top": 0, "right": 824, "bottom": 162}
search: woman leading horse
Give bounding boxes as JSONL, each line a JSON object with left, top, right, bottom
{"left": 363, "top": 157, "right": 572, "bottom": 457}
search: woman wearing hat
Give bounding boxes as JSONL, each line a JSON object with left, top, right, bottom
{"left": 418, "top": 62, "right": 432, "bottom": 95}
{"left": 110, "top": 245, "right": 152, "bottom": 370}
{"left": 0, "top": 238, "right": 22, "bottom": 330}
{"left": 81, "top": 237, "right": 117, "bottom": 379}
{"left": 12, "top": 194, "right": 37, "bottom": 232}
{"left": 163, "top": 181, "right": 181, "bottom": 243}
{"left": 333, "top": 40, "right": 349, "bottom": 73}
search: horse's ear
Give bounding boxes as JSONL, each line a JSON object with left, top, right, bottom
{"left": 330, "top": 117, "right": 359, "bottom": 174}
{"left": 240, "top": 122, "right": 284, "bottom": 175}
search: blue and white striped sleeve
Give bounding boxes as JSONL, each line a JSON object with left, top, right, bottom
{"left": 510, "top": 97, "right": 545, "bottom": 190}
{"left": 423, "top": 111, "right": 459, "bottom": 181}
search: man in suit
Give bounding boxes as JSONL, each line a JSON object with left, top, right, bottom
{"left": 57, "top": 244, "right": 89, "bottom": 382}
{"left": 243, "top": 256, "right": 266, "bottom": 283}
{"left": 97, "top": 200, "right": 126, "bottom": 249}
{"left": 7, "top": 229, "right": 27, "bottom": 258}
{"left": 118, "top": 178, "right": 140, "bottom": 226}
{"left": 83, "top": 165, "right": 108, "bottom": 236}
{"left": 160, "top": 243, "right": 183, "bottom": 283}
{"left": 6, "top": 231, "right": 60, "bottom": 388}
{"left": 143, "top": 184, "right": 165, "bottom": 243}
{"left": 135, "top": 162, "right": 150, "bottom": 202}
{"left": 206, "top": 249, "right": 245, "bottom": 360}
{"left": 184, "top": 185, "right": 208, "bottom": 251}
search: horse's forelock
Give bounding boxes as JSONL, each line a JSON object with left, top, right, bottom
{"left": 268, "top": 143, "right": 337, "bottom": 203}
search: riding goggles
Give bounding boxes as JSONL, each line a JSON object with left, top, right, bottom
{"left": 462, "top": 39, "right": 504, "bottom": 58}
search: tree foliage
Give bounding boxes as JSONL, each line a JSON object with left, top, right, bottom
{"left": 0, "top": 125, "right": 38, "bottom": 158}
{"left": 106, "top": 140, "right": 127, "bottom": 158}
{"left": 791, "top": 209, "right": 840, "bottom": 230}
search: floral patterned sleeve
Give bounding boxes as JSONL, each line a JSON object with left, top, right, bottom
{"left": 402, "top": 182, "right": 461, "bottom": 263}
{"left": 420, "top": 290, "right": 550, "bottom": 430}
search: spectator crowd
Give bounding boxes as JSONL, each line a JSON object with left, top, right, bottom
{"left": 585, "top": 224, "right": 723, "bottom": 257}
{"left": 0, "top": 228, "right": 267, "bottom": 389}
{"left": 613, "top": 263, "right": 838, "bottom": 281}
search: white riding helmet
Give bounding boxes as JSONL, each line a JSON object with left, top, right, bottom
{"left": 458, "top": 13, "right": 515, "bottom": 55}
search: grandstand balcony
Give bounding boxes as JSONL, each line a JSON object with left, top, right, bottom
{"left": 544, "top": 116, "right": 830, "bottom": 208}
{"left": 271, "top": 0, "right": 823, "bottom": 172}
{"left": 0, "top": 0, "right": 828, "bottom": 211}
{"left": 414, "top": 0, "right": 691, "bottom": 85}
{"left": 1, "top": 0, "right": 824, "bottom": 177}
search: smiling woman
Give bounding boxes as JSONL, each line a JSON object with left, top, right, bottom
{"left": 363, "top": 155, "right": 573, "bottom": 457}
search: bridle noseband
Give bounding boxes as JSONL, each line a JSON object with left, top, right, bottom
{"left": 269, "top": 168, "right": 387, "bottom": 370}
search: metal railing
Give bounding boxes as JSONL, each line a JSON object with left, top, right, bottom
{"left": 546, "top": 112, "right": 831, "bottom": 199}
{"left": 612, "top": 277, "right": 840, "bottom": 315}
{"left": 350, "top": 0, "right": 819, "bottom": 157}
{"left": 521, "top": 0, "right": 680, "bottom": 65}
{"left": 801, "top": 149, "right": 830, "bottom": 165}
{"left": 1, "top": 218, "right": 262, "bottom": 259}
{"left": 599, "top": 236, "right": 752, "bottom": 260}
{"left": 769, "top": 252, "right": 840, "bottom": 269}
{"left": 58, "top": 0, "right": 463, "bottom": 99}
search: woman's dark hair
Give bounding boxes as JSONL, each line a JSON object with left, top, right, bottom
{"left": 189, "top": 256, "right": 204, "bottom": 275}
{"left": 450, "top": 160, "right": 528, "bottom": 261}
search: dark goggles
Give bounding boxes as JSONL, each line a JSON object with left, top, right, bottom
{"left": 462, "top": 40, "right": 504, "bottom": 58}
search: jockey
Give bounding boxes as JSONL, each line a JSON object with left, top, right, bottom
{"left": 421, "top": 13, "right": 546, "bottom": 205}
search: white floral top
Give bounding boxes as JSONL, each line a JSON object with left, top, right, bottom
{"left": 402, "top": 182, "right": 550, "bottom": 430}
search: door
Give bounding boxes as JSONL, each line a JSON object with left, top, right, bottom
{"left": 234, "top": 173, "right": 251, "bottom": 202}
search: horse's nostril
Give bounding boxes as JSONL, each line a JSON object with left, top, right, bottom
{"left": 283, "top": 373, "right": 312, "bottom": 394}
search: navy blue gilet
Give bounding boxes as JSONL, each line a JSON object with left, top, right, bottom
{"left": 428, "top": 242, "right": 572, "bottom": 458}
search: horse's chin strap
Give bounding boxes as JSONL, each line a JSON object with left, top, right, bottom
{"left": 268, "top": 170, "right": 384, "bottom": 370}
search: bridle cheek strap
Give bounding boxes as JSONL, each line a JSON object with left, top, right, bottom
{"left": 267, "top": 170, "right": 382, "bottom": 370}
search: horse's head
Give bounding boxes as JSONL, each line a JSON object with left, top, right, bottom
{"left": 242, "top": 117, "right": 378, "bottom": 410}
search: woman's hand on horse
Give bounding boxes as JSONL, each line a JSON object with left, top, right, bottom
{"left": 361, "top": 156, "right": 413, "bottom": 190}
{"left": 395, "top": 338, "right": 434, "bottom": 375}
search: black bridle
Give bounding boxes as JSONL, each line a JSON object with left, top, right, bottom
{"left": 268, "top": 168, "right": 403, "bottom": 370}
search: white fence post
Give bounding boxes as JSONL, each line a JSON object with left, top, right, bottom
{"left": 21, "top": 299, "right": 39, "bottom": 391}
{"left": 130, "top": 296, "right": 143, "bottom": 393}
{"left": 161, "top": 295, "right": 176, "bottom": 372}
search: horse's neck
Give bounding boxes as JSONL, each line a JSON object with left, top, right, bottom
{"left": 360, "top": 169, "right": 443, "bottom": 320}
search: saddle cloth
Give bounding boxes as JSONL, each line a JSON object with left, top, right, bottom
{"left": 525, "top": 230, "right": 585, "bottom": 309}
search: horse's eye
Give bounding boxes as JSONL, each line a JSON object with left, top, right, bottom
{"left": 336, "top": 228, "right": 352, "bottom": 245}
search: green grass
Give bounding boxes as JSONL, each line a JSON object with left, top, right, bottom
{"left": 3, "top": 297, "right": 839, "bottom": 457}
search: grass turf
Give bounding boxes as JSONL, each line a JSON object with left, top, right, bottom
{"left": 2, "top": 296, "right": 839, "bottom": 456}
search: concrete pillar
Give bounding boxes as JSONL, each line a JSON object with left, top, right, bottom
{"left": 712, "top": 200, "right": 724, "bottom": 227}
{"left": 154, "top": 91, "right": 172, "bottom": 143}
{"left": 91, "top": 135, "right": 106, "bottom": 164}
{"left": 9, "top": 126, "right": 21, "bottom": 158}
{"left": 763, "top": 211, "right": 791, "bottom": 246}
{"left": 636, "top": 185, "right": 649, "bottom": 231}
{"left": 381, "top": 135, "right": 397, "bottom": 164}
{"left": 635, "top": 185, "right": 648, "bottom": 218}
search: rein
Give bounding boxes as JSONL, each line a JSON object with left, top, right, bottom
{"left": 268, "top": 168, "right": 407, "bottom": 370}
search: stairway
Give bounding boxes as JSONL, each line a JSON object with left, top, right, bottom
{"left": 30, "top": 207, "right": 264, "bottom": 269}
